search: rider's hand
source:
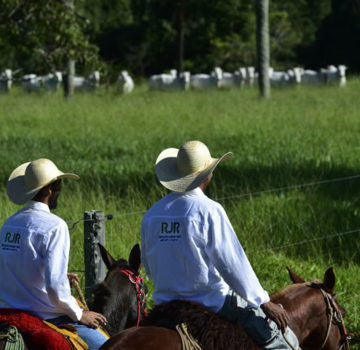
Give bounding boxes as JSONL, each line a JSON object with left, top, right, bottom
{"left": 67, "top": 272, "right": 80, "bottom": 287}
{"left": 260, "top": 301, "right": 289, "bottom": 333}
{"left": 80, "top": 310, "right": 107, "bottom": 329}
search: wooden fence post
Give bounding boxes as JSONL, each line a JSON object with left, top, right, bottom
{"left": 256, "top": 0, "right": 271, "bottom": 98}
{"left": 84, "top": 210, "right": 106, "bottom": 303}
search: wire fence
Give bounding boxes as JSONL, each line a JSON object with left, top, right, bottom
{"left": 68, "top": 173, "right": 360, "bottom": 254}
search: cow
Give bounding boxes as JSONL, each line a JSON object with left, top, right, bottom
{"left": 43, "top": 71, "right": 63, "bottom": 92}
{"left": 190, "top": 67, "right": 223, "bottom": 90}
{"left": 218, "top": 69, "right": 243, "bottom": 89}
{"left": 22, "top": 74, "right": 43, "bottom": 92}
{"left": 301, "top": 69, "right": 325, "bottom": 84}
{"left": 73, "top": 71, "right": 100, "bottom": 91}
{"left": 117, "top": 71, "right": 134, "bottom": 94}
{"left": 0, "top": 69, "right": 12, "bottom": 92}
{"left": 149, "top": 71, "right": 191, "bottom": 91}
{"left": 322, "top": 65, "right": 347, "bottom": 87}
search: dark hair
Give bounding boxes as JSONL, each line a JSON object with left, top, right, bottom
{"left": 32, "top": 180, "right": 61, "bottom": 201}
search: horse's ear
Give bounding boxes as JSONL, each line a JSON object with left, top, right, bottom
{"left": 98, "top": 243, "right": 117, "bottom": 270}
{"left": 286, "top": 266, "right": 305, "bottom": 284}
{"left": 129, "top": 244, "right": 141, "bottom": 273}
{"left": 323, "top": 267, "right": 336, "bottom": 294}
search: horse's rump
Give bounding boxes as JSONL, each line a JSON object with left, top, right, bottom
{"left": 142, "top": 300, "right": 258, "bottom": 350}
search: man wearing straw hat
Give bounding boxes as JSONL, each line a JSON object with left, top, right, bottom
{"left": 141, "top": 141, "right": 299, "bottom": 349}
{"left": 0, "top": 158, "right": 108, "bottom": 349}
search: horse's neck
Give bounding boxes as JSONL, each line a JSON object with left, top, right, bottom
{"left": 92, "top": 276, "right": 133, "bottom": 335}
{"left": 272, "top": 284, "right": 324, "bottom": 344}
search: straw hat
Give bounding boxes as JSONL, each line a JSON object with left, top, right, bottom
{"left": 7, "top": 158, "right": 79, "bottom": 205}
{"left": 155, "top": 140, "right": 232, "bottom": 192}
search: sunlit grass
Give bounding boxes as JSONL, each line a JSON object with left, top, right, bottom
{"left": 1, "top": 80, "right": 360, "bottom": 345}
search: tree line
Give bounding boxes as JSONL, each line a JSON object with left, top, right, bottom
{"left": 0, "top": 0, "right": 359, "bottom": 81}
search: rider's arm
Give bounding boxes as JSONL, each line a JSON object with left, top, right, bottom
{"left": 140, "top": 216, "right": 151, "bottom": 278}
{"left": 44, "top": 220, "right": 83, "bottom": 321}
{"left": 205, "top": 205, "right": 270, "bottom": 308}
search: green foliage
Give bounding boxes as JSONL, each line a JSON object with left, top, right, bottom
{"left": 269, "top": 11, "right": 302, "bottom": 66}
{"left": 2, "top": 0, "right": 359, "bottom": 77}
{"left": 0, "top": 0, "right": 99, "bottom": 73}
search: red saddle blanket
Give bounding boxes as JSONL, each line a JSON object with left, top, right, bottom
{"left": 0, "top": 309, "right": 71, "bottom": 350}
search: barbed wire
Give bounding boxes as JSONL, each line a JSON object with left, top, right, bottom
{"left": 68, "top": 173, "right": 360, "bottom": 230}
{"left": 256, "top": 228, "right": 360, "bottom": 253}
{"left": 216, "top": 174, "right": 360, "bottom": 201}
{"left": 70, "top": 227, "right": 360, "bottom": 274}
{"left": 67, "top": 172, "right": 360, "bottom": 280}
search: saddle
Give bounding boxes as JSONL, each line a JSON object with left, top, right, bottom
{"left": 0, "top": 309, "right": 87, "bottom": 350}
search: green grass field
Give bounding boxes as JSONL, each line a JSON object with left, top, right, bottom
{"left": 1, "top": 80, "right": 359, "bottom": 346}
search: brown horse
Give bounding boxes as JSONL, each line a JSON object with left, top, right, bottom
{"left": 99, "top": 267, "right": 350, "bottom": 350}
{"left": 0, "top": 243, "right": 147, "bottom": 349}
{"left": 91, "top": 243, "right": 147, "bottom": 336}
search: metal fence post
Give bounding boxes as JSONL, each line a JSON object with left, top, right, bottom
{"left": 84, "top": 210, "right": 106, "bottom": 304}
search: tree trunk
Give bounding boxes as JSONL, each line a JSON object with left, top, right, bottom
{"left": 256, "top": 0, "right": 270, "bottom": 98}
{"left": 64, "top": 0, "right": 75, "bottom": 98}
{"left": 177, "top": 0, "right": 185, "bottom": 75}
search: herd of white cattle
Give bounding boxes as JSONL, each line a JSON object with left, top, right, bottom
{"left": 0, "top": 64, "right": 349, "bottom": 94}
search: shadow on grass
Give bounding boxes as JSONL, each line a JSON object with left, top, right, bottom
{"left": 81, "top": 159, "right": 360, "bottom": 265}
{"left": 219, "top": 162, "right": 360, "bottom": 264}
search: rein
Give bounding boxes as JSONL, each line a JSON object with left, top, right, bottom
{"left": 308, "top": 283, "right": 350, "bottom": 350}
{"left": 120, "top": 269, "right": 148, "bottom": 327}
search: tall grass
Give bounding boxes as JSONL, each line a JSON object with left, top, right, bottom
{"left": 1, "top": 80, "right": 359, "bottom": 345}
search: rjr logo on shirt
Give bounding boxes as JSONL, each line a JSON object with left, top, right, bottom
{"left": 4, "top": 232, "right": 21, "bottom": 244}
{"left": 1, "top": 232, "right": 21, "bottom": 252}
{"left": 161, "top": 222, "right": 180, "bottom": 234}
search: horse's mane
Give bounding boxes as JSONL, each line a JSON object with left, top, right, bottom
{"left": 270, "top": 283, "right": 302, "bottom": 300}
{"left": 143, "top": 300, "right": 259, "bottom": 350}
{"left": 270, "top": 280, "right": 322, "bottom": 301}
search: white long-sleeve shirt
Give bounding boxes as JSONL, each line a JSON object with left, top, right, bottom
{"left": 141, "top": 187, "right": 269, "bottom": 312}
{"left": 0, "top": 201, "right": 83, "bottom": 321}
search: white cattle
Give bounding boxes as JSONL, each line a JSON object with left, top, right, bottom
{"left": 218, "top": 69, "right": 242, "bottom": 89}
{"left": 190, "top": 67, "right": 223, "bottom": 90}
{"left": 117, "top": 70, "right": 134, "bottom": 94}
{"left": 337, "top": 65, "right": 347, "bottom": 87}
{"left": 269, "top": 70, "right": 291, "bottom": 85}
{"left": 288, "top": 67, "right": 303, "bottom": 84}
{"left": 148, "top": 71, "right": 190, "bottom": 91}
{"left": 0, "top": 69, "right": 12, "bottom": 92}
{"left": 269, "top": 68, "right": 302, "bottom": 86}
{"left": 43, "top": 71, "right": 62, "bottom": 92}
{"left": 301, "top": 69, "right": 325, "bottom": 84}
{"left": 246, "top": 66, "right": 256, "bottom": 86}
{"left": 169, "top": 69, "right": 177, "bottom": 77}
{"left": 238, "top": 67, "right": 247, "bottom": 87}
{"left": 74, "top": 71, "right": 100, "bottom": 91}
{"left": 322, "top": 65, "right": 347, "bottom": 87}
{"left": 22, "top": 74, "right": 43, "bottom": 92}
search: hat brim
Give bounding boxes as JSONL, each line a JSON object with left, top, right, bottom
{"left": 7, "top": 162, "right": 79, "bottom": 205}
{"left": 155, "top": 148, "right": 232, "bottom": 192}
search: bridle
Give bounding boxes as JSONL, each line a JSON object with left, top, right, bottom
{"left": 120, "top": 269, "right": 148, "bottom": 327}
{"left": 309, "top": 283, "right": 350, "bottom": 350}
